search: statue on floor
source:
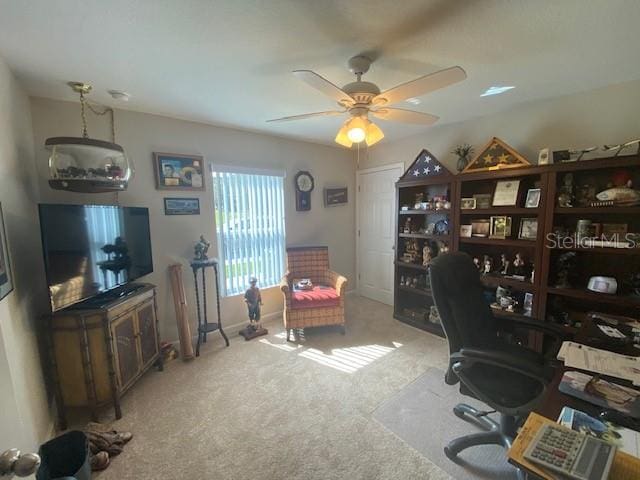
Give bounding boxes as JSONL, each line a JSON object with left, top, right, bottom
{"left": 239, "top": 277, "right": 268, "bottom": 340}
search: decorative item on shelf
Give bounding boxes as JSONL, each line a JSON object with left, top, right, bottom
{"left": 400, "top": 204, "right": 410, "bottom": 211}
{"left": 239, "top": 277, "right": 268, "bottom": 340}
{"left": 552, "top": 150, "right": 571, "bottom": 163}
{"left": 324, "top": 187, "right": 348, "bottom": 207}
{"left": 422, "top": 242, "right": 436, "bottom": 267}
{"left": 602, "top": 139, "right": 640, "bottom": 157}
{"left": 602, "top": 223, "right": 628, "bottom": 236}
{"left": 432, "top": 195, "right": 449, "bottom": 210}
{"left": 627, "top": 273, "right": 640, "bottom": 297}
{"left": 492, "top": 179, "right": 521, "bottom": 206}
{"left": 557, "top": 173, "right": 575, "bottom": 207}
{"left": 489, "top": 216, "right": 512, "bottom": 239}
{"left": 453, "top": 144, "right": 474, "bottom": 172}
{"left": 473, "top": 193, "right": 492, "bottom": 209}
{"left": 575, "top": 182, "right": 597, "bottom": 207}
{"left": 523, "top": 293, "right": 533, "bottom": 315}
{"left": 538, "top": 148, "right": 552, "bottom": 165}
{"left": 154, "top": 152, "right": 205, "bottom": 191}
{"left": 294, "top": 170, "right": 314, "bottom": 211}
{"left": 460, "top": 225, "right": 472, "bottom": 238}
{"left": 460, "top": 197, "right": 477, "bottom": 210}
{"left": 554, "top": 251, "right": 577, "bottom": 288}
{"left": 193, "top": 235, "right": 211, "bottom": 262}
{"left": 401, "top": 238, "right": 421, "bottom": 264}
{"left": 0, "top": 203, "right": 13, "bottom": 301}
{"left": 46, "top": 82, "right": 133, "bottom": 193}
{"left": 398, "top": 149, "right": 454, "bottom": 181}
{"left": 428, "top": 305, "right": 441, "bottom": 324}
{"left": 434, "top": 219, "right": 450, "bottom": 235}
{"left": 473, "top": 256, "right": 481, "bottom": 272}
{"left": 482, "top": 255, "right": 493, "bottom": 275}
{"left": 595, "top": 185, "right": 640, "bottom": 207}
{"left": 164, "top": 197, "right": 200, "bottom": 215}
{"left": 587, "top": 276, "right": 618, "bottom": 294}
{"left": 499, "top": 253, "right": 510, "bottom": 275}
{"left": 569, "top": 146, "right": 598, "bottom": 161}
{"left": 576, "top": 219, "right": 592, "bottom": 238}
{"left": 471, "top": 218, "right": 490, "bottom": 237}
{"left": 425, "top": 222, "right": 436, "bottom": 235}
{"left": 525, "top": 188, "right": 541, "bottom": 208}
{"left": 403, "top": 217, "right": 412, "bottom": 234}
{"left": 462, "top": 137, "right": 530, "bottom": 173}
{"left": 512, "top": 252, "right": 530, "bottom": 280}
{"left": 414, "top": 192, "right": 425, "bottom": 210}
{"left": 518, "top": 218, "right": 538, "bottom": 240}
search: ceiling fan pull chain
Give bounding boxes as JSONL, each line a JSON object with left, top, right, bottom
{"left": 79, "top": 90, "right": 89, "bottom": 138}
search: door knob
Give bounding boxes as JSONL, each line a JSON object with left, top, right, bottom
{"left": 0, "top": 449, "right": 41, "bottom": 478}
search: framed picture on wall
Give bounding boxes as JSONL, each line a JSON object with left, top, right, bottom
{"left": 324, "top": 187, "right": 348, "bottom": 207}
{"left": 164, "top": 198, "right": 201, "bottom": 215}
{"left": 0, "top": 203, "right": 14, "bottom": 301}
{"left": 153, "top": 152, "right": 205, "bottom": 191}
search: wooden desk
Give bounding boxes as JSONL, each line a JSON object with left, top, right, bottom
{"left": 535, "top": 318, "right": 640, "bottom": 420}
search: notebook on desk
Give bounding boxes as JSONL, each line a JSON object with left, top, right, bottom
{"left": 509, "top": 413, "right": 640, "bottom": 480}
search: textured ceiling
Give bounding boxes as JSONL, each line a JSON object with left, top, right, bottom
{"left": 1, "top": 0, "right": 639, "bottom": 147}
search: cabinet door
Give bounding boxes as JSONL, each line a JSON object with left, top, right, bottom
{"left": 137, "top": 301, "right": 158, "bottom": 369}
{"left": 112, "top": 313, "right": 140, "bottom": 389}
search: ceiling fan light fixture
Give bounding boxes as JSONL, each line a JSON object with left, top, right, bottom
{"left": 334, "top": 123, "right": 353, "bottom": 148}
{"left": 365, "top": 121, "right": 384, "bottom": 147}
{"left": 346, "top": 116, "right": 367, "bottom": 143}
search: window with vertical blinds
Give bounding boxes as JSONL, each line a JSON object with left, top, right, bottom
{"left": 212, "top": 169, "right": 286, "bottom": 296}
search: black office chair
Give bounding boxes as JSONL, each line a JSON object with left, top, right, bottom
{"left": 429, "top": 253, "right": 563, "bottom": 477}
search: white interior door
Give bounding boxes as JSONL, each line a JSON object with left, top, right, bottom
{"left": 357, "top": 164, "right": 403, "bottom": 305}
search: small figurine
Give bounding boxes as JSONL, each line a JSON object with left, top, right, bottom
{"left": 557, "top": 173, "right": 574, "bottom": 207}
{"left": 414, "top": 193, "right": 425, "bottom": 210}
{"left": 473, "top": 256, "right": 481, "bottom": 272}
{"left": 239, "top": 277, "right": 268, "bottom": 340}
{"left": 193, "top": 235, "right": 211, "bottom": 261}
{"left": 422, "top": 244, "right": 435, "bottom": 267}
{"left": 513, "top": 252, "right": 526, "bottom": 277}
{"left": 482, "top": 255, "right": 493, "bottom": 275}
{"left": 403, "top": 217, "right": 412, "bottom": 234}
{"left": 555, "top": 252, "right": 577, "bottom": 288}
{"left": 499, "top": 253, "right": 510, "bottom": 275}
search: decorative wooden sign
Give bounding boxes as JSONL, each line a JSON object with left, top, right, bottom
{"left": 398, "top": 149, "right": 454, "bottom": 183}
{"left": 462, "top": 137, "right": 530, "bottom": 173}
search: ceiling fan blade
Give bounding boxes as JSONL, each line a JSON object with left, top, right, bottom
{"left": 266, "top": 110, "right": 345, "bottom": 123}
{"left": 293, "top": 70, "right": 354, "bottom": 106}
{"left": 371, "top": 108, "right": 439, "bottom": 125}
{"left": 372, "top": 66, "right": 466, "bottom": 106}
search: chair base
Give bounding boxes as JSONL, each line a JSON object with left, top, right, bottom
{"left": 445, "top": 403, "right": 525, "bottom": 480}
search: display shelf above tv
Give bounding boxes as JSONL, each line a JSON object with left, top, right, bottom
{"left": 460, "top": 207, "right": 540, "bottom": 216}
{"left": 398, "top": 233, "right": 451, "bottom": 241}
{"left": 459, "top": 237, "right": 537, "bottom": 248}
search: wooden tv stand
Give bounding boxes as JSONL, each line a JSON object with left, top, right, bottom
{"left": 47, "top": 283, "right": 162, "bottom": 429}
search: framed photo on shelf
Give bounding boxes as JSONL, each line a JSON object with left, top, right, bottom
{"left": 471, "top": 219, "right": 490, "bottom": 237}
{"left": 164, "top": 197, "right": 200, "bottom": 215}
{"left": 525, "top": 188, "right": 541, "bottom": 208}
{"left": 489, "top": 216, "right": 512, "bottom": 239}
{"left": 460, "top": 225, "right": 473, "bottom": 238}
{"left": 518, "top": 218, "right": 538, "bottom": 240}
{"left": 492, "top": 179, "right": 521, "bottom": 206}
{"left": 460, "top": 198, "right": 477, "bottom": 210}
{"left": 153, "top": 152, "right": 205, "bottom": 191}
{"left": 473, "top": 193, "right": 492, "bottom": 209}
{"left": 0, "top": 203, "right": 13, "bottom": 301}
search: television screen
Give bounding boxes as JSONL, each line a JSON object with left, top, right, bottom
{"left": 39, "top": 204, "right": 153, "bottom": 311}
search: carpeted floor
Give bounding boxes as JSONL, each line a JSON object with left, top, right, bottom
{"left": 95, "top": 296, "right": 463, "bottom": 479}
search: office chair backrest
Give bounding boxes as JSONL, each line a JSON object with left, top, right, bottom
{"left": 430, "top": 252, "right": 498, "bottom": 356}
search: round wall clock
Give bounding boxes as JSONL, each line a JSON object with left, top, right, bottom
{"left": 294, "top": 171, "right": 314, "bottom": 211}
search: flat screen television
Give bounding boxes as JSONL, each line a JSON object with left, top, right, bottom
{"left": 39, "top": 204, "right": 153, "bottom": 311}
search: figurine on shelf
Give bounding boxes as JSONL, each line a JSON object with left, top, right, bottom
{"left": 193, "top": 235, "right": 211, "bottom": 261}
{"left": 482, "top": 255, "right": 493, "bottom": 275}
{"left": 414, "top": 193, "right": 425, "bottom": 210}
{"left": 513, "top": 252, "right": 527, "bottom": 277}
{"left": 557, "top": 173, "right": 574, "bottom": 208}
{"left": 555, "top": 252, "right": 577, "bottom": 288}
{"left": 473, "top": 256, "right": 481, "bottom": 272}
{"left": 239, "top": 277, "right": 268, "bottom": 340}
{"left": 499, "top": 253, "right": 510, "bottom": 275}
{"left": 403, "top": 217, "right": 412, "bottom": 234}
{"left": 422, "top": 243, "right": 435, "bottom": 267}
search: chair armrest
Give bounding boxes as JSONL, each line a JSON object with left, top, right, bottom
{"left": 327, "top": 270, "right": 348, "bottom": 296}
{"left": 494, "top": 315, "right": 568, "bottom": 362}
{"left": 280, "top": 272, "right": 291, "bottom": 297}
{"left": 452, "top": 348, "right": 547, "bottom": 382}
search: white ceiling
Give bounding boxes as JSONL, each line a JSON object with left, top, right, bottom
{"left": 1, "top": 0, "right": 640, "bottom": 147}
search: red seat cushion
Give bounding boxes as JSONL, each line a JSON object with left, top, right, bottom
{"left": 291, "top": 286, "right": 340, "bottom": 309}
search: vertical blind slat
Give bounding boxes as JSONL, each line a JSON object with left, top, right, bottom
{"left": 212, "top": 169, "right": 285, "bottom": 296}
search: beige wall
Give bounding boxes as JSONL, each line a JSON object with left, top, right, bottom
{"left": 30, "top": 97, "right": 356, "bottom": 341}
{"left": 361, "top": 78, "right": 640, "bottom": 173}
{"left": 0, "top": 58, "right": 51, "bottom": 451}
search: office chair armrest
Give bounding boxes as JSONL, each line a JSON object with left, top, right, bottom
{"left": 494, "top": 315, "right": 568, "bottom": 362}
{"left": 452, "top": 348, "right": 547, "bottom": 383}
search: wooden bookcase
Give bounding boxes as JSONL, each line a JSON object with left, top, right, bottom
{"left": 393, "top": 150, "right": 640, "bottom": 349}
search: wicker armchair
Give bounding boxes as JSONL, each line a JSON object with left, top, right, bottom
{"left": 280, "top": 246, "right": 347, "bottom": 341}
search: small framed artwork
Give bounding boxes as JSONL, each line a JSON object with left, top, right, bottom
{"left": 490, "top": 216, "right": 512, "bottom": 239}
{"left": 471, "top": 219, "right": 490, "bottom": 238}
{"left": 492, "top": 179, "right": 521, "bottom": 206}
{"left": 164, "top": 198, "right": 201, "bottom": 215}
{"left": 525, "top": 188, "right": 541, "bottom": 208}
{"left": 518, "top": 218, "right": 538, "bottom": 240}
{"left": 460, "top": 225, "right": 473, "bottom": 238}
{"left": 460, "top": 198, "right": 477, "bottom": 210}
{"left": 0, "top": 203, "right": 13, "bottom": 301}
{"left": 473, "top": 193, "right": 492, "bottom": 209}
{"left": 153, "top": 152, "right": 205, "bottom": 191}
{"left": 324, "top": 187, "right": 348, "bottom": 207}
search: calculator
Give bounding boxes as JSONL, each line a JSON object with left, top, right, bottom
{"left": 523, "top": 424, "right": 616, "bottom": 480}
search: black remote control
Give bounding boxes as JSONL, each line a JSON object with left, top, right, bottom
{"left": 599, "top": 410, "right": 640, "bottom": 432}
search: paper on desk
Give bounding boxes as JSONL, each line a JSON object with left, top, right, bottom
{"left": 560, "top": 342, "right": 640, "bottom": 386}
{"left": 597, "top": 324, "right": 627, "bottom": 339}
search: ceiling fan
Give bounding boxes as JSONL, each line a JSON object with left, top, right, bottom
{"left": 267, "top": 55, "right": 466, "bottom": 148}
